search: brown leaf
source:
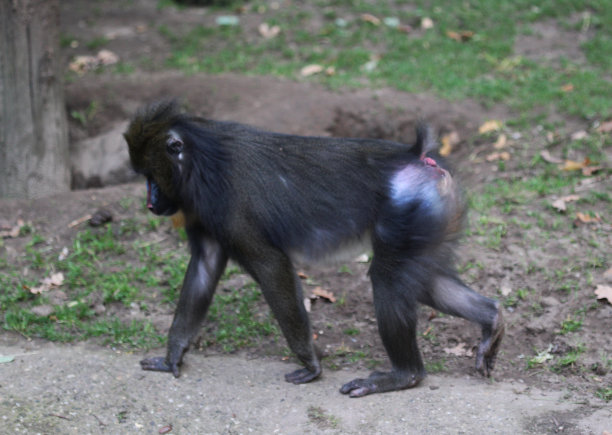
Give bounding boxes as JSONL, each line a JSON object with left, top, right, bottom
{"left": 493, "top": 133, "right": 507, "bottom": 149}
{"left": 97, "top": 49, "right": 119, "bottom": 66}
{"left": 68, "top": 214, "right": 92, "bottom": 228}
{"left": 574, "top": 211, "right": 601, "bottom": 225}
{"left": 446, "top": 30, "right": 474, "bottom": 42}
{"left": 421, "top": 17, "right": 434, "bottom": 29}
{"left": 559, "top": 157, "right": 591, "bottom": 172}
{"left": 540, "top": 150, "right": 563, "bottom": 164}
{"left": 311, "top": 287, "right": 336, "bottom": 303}
{"left": 596, "top": 120, "right": 612, "bottom": 133}
{"left": 398, "top": 24, "right": 413, "bottom": 33}
{"left": 560, "top": 83, "right": 574, "bottom": 92}
{"left": 439, "top": 131, "right": 459, "bottom": 157}
{"left": 581, "top": 165, "right": 602, "bottom": 176}
{"left": 30, "top": 272, "right": 64, "bottom": 294}
{"left": 443, "top": 343, "right": 473, "bottom": 357}
{"left": 300, "top": 64, "right": 324, "bottom": 77}
{"left": 570, "top": 130, "right": 587, "bottom": 141}
{"left": 0, "top": 219, "right": 25, "bottom": 238}
{"left": 551, "top": 194, "right": 580, "bottom": 212}
{"left": 485, "top": 151, "right": 510, "bottom": 162}
{"left": 325, "top": 66, "right": 336, "bottom": 76}
{"left": 594, "top": 285, "right": 612, "bottom": 304}
{"left": 478, "top": 120, "right": 502, "bottom": 134}
{"left": 258, "top": 23, "right": 281, "bottom": 39}
{"left": 297, "top": 271, "right": 309, "bottom": 279}
{"left": 361, "top": 13, "right": 381, "bottom": 26}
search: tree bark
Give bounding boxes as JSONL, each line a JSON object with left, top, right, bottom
{"left": 0, "top": 0, "right": 69, "bottom": 199}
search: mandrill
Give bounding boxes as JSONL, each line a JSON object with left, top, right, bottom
{"left": 124, "top": 100, "right": 503, "bottom": 397}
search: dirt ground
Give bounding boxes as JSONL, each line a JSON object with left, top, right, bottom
{"left": 1, "top": 1, "right": 611, "bottom": 433}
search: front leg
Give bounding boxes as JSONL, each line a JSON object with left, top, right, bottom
{"left": 141, "top": 234, "right": 227, "bottom": 377}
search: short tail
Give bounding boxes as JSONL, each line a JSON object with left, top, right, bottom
{"left": 412, "top": 123, "right": 437, "bottom": 157}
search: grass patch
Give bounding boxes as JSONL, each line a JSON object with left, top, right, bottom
{"left": 205, "top": 285, "right": 279, "bottom": 352}
{"left": 0, "top": 215, "right": 281, "bottom": 353}
{"left": 0, "top": 217, "right": 186, "bottom": 349}
{"left": 152, "top": 0, "right": 611, "bottom": 120}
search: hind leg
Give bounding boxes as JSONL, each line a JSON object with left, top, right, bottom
{"left": 340, "top": 257, "right": 426, "bottom": 397}
{"left": 419, "top": 275, "right": 504, "bottom": 376}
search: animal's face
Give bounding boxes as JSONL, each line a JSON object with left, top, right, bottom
{"left": 124, "top": 118, "right": 183, "bottom": 216}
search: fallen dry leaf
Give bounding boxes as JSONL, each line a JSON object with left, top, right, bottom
{"left": 581, "top": 165, "right": 602, "bottom": 176}
{"left": 300, "top": 64, "right": 324, "bottom": 77}
{"left": 446, "top": 30, "right": 474, "bottom": 42}
{"left": 421, "top": 17, "right": 434, "bottom": 29}
{"left": 493, "top": 133, "right": 507, "bottom": 149}
{"left": 478, "top": 120, "right": 502, "bottom": 134}
{"left": 97, "top": 49, "right": 119, "bottom": 65}
{"left": 443, "top": 343, "right": 473, "bottom": 357}
{"left": 559, "top": 157, "right": 591, "bottom": 172}
{"left": 361, "top": 13, "right": 381, "bottom": 26}
{"left": 594, "top": 285, "right": 612, "bottom": 304}
{"left": 574, "top": 211, "right": 601, "bottom": 225}
{"left": 540, "top": 150, "right": 563, "bottom": 164}
{"left": 439, "top": 131, "right": 459, "bottom": 157}
{"left": 258, "top": 22, "right": 281, "bottom": 39}
{"left": 486, "top": 151, "right": 510, "bottom": 162}
{"left": 596, "top": 120, "right": 612, "bottom": 133}
{"left": 30, "top": 272, "right": 65, "bottom": 294}
{"left": 398, "top": 24, "right": 413, "bottom": 33}
{"left": 311, "top": 287, "right": 336, "bottom": 303}
{"left": 560, "top": 83, "right": 574, "bottom": 92}
{"left": 0, "top": 219, "right": 25, "bottom": 238}
{"left": 500, "top": 286, "right": 512, "bottom": 297}
{"left": 68, "top": 214, "right": 92, "bottom": 228}
{"left": 570, "top": 130, "right": 588, "bottom": 141}
{"left": 551, "top": 194, "right": 580, "bottom": 212}
{"left": 325, "top": 66, "right": 336, "bottom": 76}
{"left": 297, "top": 271, "right": 309, "bottom": 279}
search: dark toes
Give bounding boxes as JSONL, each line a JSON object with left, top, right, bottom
{"left": 285, "top": 367, "right": 320, "bottom": 384}
{"left": 339, "top": 378, "right": 377, "bottom": 397}
{"left": 140, "top": 356, "right": 180, "bottom": 377}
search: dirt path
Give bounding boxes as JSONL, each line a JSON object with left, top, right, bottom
{"left": 0, "top": 340, "right": 608, "bottom": 434}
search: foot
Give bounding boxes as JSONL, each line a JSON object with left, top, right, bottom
{"left": 339, "top": 369, "right": 425, "bottom": 398}
{"left": 476, "top": 305, "right": 504, "bottom": 377}
{"left": 285, "top": 365, "right": 321, "bottom": 384}
{"left": 140, "top": 356, "right": 181, "bottom": 378}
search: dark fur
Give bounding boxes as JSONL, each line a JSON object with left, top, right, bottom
{"left": 125, "top": 100, "right": 504, "bottom": 397}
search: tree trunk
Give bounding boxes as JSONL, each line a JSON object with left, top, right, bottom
{"left": 0, "top": 0, "right": 69, "bottom": 199}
